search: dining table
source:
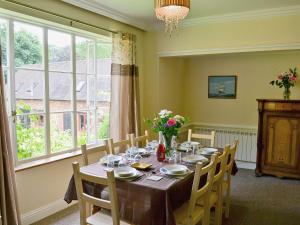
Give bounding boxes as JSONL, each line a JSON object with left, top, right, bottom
{"left": 64, "top": 147, "right": 238, "bottom": 225}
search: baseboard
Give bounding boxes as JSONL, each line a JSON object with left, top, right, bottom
{"left": 236, "top": 160, "right": 256, "bottom": 170}
{"left": 21, "top": 199, "right": 77, "bottom": 225}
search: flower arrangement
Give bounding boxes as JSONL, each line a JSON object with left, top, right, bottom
{"left": 270, "top": 67, "right": 298, "bottom": 99}
{"left": 146, "top": 109, "right": 187, "bottom": 150}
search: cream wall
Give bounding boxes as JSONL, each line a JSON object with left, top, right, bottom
{"left": 183, "top": 51, "right": 300, "bottom": 127}
{"left": 158, "top": 57, "right": 186, "bottom": 115}
{"left": 143, "top": 13, "right": 300, "bottom": 122}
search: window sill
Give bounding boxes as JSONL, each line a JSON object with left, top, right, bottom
{"left": 15, "top": 150, "right": 83, "bottom": 172}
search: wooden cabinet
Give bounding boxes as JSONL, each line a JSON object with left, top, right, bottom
{"left": 256, "top": 99, "right": 300, "bottom": 179}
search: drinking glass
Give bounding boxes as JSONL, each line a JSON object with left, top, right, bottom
{"left": 134, "top": 154, "right": 142, "bottom": 163}
{"left": 105, "top": 154, "right": 115, "bottom": 170}
{"left": 118, "top": 155, "right": 128, "bottom": 168}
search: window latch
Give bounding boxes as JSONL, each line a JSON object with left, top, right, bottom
{"left": 11, "top": 110, "right": 17, "bottom": 123}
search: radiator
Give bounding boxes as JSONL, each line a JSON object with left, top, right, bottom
{"left": 193, "top": 125, "right": 258, "bottom": 163}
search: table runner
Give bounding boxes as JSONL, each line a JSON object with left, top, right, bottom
{"left": 64, "top": 149, "right": 238, "bottom": 225}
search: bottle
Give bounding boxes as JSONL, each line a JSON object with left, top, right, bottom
{"left": 157, "top": 131, "right": 166, "bottom": 162}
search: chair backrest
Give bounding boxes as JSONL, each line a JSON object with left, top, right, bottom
{"left": 187, "top": 154, "right": 218, "bottom": 223}
{"left": 213, "top": 145, "right": 230, "bottom": 185}
{"left": 81, "top": 144, "right": 109, "bottom": 166}
{"left": 188, "top": 129, "right": 216, "bottom": 147}
{"left": 226, "top": 140, "right": 239, "bottom": 175}
{"left": 129, "top": 130, "right": 150, "bottom": 147}
{"left": 107, "top": 137, "right": 131, "bottom": 155}
{"left": 72, "top": 162, "right": 120, "bottom": 225}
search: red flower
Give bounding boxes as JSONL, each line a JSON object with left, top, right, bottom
{"left": 167, "top": 118, "right": 176, "bottom": 127}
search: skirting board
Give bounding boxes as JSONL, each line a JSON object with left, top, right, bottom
{"left": 21, "top": 199, "right": 77, "bottom": 225}
{"left": 236, "top": 160, "right": 256, "bottom": 170}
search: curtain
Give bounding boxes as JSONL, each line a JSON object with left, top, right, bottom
{"left": 109, "top": 33, "right": 140, "bottom": 141}
{"left": 0, "top": 47, "right": 21, "bottom": 225}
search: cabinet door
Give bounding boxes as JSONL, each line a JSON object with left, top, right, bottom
{"left": 264, "top": 115, "right": 300, "bottom": 170}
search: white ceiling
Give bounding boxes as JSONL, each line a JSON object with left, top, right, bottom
{"left": 64, "top": 0, "right": 300, "bottom": 30}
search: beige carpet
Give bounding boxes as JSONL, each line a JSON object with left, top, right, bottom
{"left": 33, "top": 169, "right": 300, "bottom": 225}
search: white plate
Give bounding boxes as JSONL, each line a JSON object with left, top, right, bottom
{"left": 200, "top": 147, "right": 218, "bottom": 155}
{"left": 114, "top": 167, "right": 137, "bottom": 178}
{"left": 182, "top": 155, "right": 208, "bottom": 164}
{"left": 160, "top": 164, "right": 188, "bottom": 176}
{"left": 177, "top": 146, "right": 191, "bottom": 152}
{"left": 126, "top": 148, "right": 150, "bottom": 156}
{"left": 181, "top": 141, "right": 200, "bottom": 146}
{"left": 99, "top": 155, "right": 122, "bottom": 165}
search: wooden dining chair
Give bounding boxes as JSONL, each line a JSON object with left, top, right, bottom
{"left": 81, "top": 144, "right": 110, "bottom": 166}
{"left": 197, "top": 145, "right": 230, "bottom": 225}
{"left": 72, "top": 162, "right": 130, "bottom": 225}
{"left": 223, "top": 140, "right": 239, "bottom": 218}
{"left": 128, "top": 130, "right": 150, "bottom": 147}
{"left": 187, "top": 129, "right": 216, "bottom": 147}
{"left": 107, "top": 137, "right": 131, "bottom": 155}
{"left": 173, "top": 154, "right": 218, "bottom": 225}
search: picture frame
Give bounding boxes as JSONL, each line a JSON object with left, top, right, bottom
{"left": 208, "top": 75, "right": 237, "bottom": 99}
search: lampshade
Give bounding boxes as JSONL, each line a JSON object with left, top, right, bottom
{"left": 155, "top": 0, "right": 190, "bottom": 35}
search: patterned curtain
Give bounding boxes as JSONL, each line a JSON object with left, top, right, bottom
{"left": 109, "top": 33, "right": 140, "bottom": 142}
{"left": 0, "top": 48, "right": 21, "bottom": 224}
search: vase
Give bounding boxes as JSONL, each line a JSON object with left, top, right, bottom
{"left": 283, "top": 87, "right": 291, "bottom": 100}
{"left": 163, "top": 134, "right": 175, "bottom": 158}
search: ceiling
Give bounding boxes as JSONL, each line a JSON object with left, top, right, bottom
{"left": 64, "top": 0, "right": 300, "bottom": 30}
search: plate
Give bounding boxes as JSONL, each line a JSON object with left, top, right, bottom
{"left": 131, "top": 162, "right": 152, "bottom": 170}
{"left": 177, "top": 146, "right": 191, "bottom": 152}
{"left": 126, "top": 148, "right": 150, "bottom": 156}
{"left": 199, "top": 147, "right": 218, "bottom": 155}
{"left": 114, "top": 167, "right": 139, "bottom": 179}
{"left": 182, "top": 155, "right": 208, "bottom": 164}
{"left": 181, "top": 141, "right": 200, "bottom": 146}
{"left": 99, "top": 155, "right": 122, "bottom": 165}
{"left": 160, "top": 164, "right": 188, "bottom": 176}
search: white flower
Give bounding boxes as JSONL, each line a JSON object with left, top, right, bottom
{"left": 158, "top": 109, "right": 173, "bottom": 118}
{"left": 174, "top": 115, "right": 184, "bottom": 121}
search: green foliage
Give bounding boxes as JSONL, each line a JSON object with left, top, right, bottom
{"left": 98, "top": 113, "right": 109, "bottom": 139}
{"left": 14, "top": 29, "right": 42, "bottom": 67}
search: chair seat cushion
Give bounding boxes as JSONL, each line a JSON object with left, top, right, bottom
{"left": 87, "top": 211, "right": 130, "bottom": 225}
{"left": 173, "top": 202, "right": 204, "bottom": 225}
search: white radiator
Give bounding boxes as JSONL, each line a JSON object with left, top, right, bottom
{"left": 193, "top": 125, "right": 258, "bottom": 163}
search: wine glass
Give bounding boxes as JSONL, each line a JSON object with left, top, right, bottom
{"left": 134, "top": 154, "right": 142, "bottom": 163}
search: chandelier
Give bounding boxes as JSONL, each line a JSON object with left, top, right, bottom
{"left": 155, "top": 0, "right": 190, "bottom": 35}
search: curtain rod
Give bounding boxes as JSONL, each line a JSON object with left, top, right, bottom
{"left": 2, "top": 0, "right": 118, "bottom": 34}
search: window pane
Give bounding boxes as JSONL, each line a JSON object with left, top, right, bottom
{"left": 15, "top": 69, "right": 45, "bottom": 113}
{"left": 49, "top": 72, "right": 72, "bottom": 111}
{"left": 14, "top": 22, "right": 43, "bottom": 69}
{"left": 0, "top": 18, "right": 8, "bottom": 66}
{"left": 76, "top": 74, "right": 96, "bottom": 110}
{"left": 76, "top": 36, "right": 95, "bottom": 74}
{"left": 77, "top": 110, "right": 96, "bottom": 146}
{"left": 96, "top": 75, "right": 111, "bottom": 103}
{"left": 48, "top": 30, "right": 71, "bottom": 72}
{"left": 96, "top": 42, "right": 112, "bottom": 60}
{"left": 16, "top": 113, "right": 46, "bottom": 160}
{"left": 50, "top": 112, "right": 73, "bottom": 152}
{"left": 96, "top": 108, "right": 109, "bottom": 139}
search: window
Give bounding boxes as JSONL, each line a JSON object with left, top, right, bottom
{"left": 0, "top": 16, "right": 112, "bottom": 164}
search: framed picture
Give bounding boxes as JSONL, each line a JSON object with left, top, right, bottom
{"left": 208, "top": 76, "right": 237, "bottom": 99}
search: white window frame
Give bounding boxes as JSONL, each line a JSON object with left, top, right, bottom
{"left": 0, "top": 14, "right": 112, "bottom": 166}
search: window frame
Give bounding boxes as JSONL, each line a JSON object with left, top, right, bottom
{"left": 0, "top": 14, "right": 111, "bottom": 166}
